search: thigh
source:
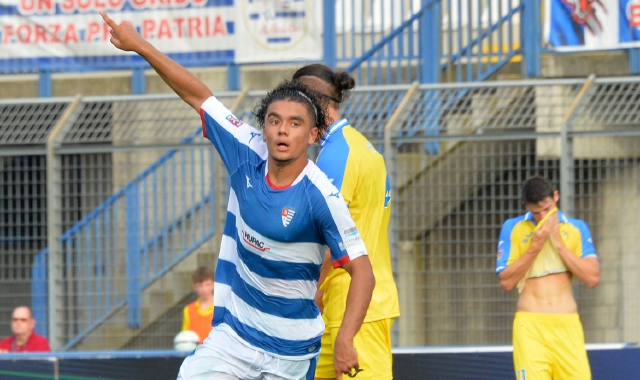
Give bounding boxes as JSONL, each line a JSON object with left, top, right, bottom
{"left": 177, "top": 327, "right": 257, "bottom": 380}
{"left": 351, "top": 319, "right": 394, "bottom": 380}
{"left": 512, "top": 314, "right": 552, "bottom": 380}
{"left": 551, "top": 319, "right": 591, "bottom": 380}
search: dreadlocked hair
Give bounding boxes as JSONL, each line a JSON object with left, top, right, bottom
{"left": 253, "top": 80, "right": 331, "bottom": 143}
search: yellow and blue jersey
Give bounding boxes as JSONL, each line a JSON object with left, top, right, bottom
{"left": 316, "top": 119, "right": 400, "bottom": 327}
{"left": 496, "top": 210, "right": 597, "bottom": 292}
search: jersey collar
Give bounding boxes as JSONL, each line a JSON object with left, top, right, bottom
{"left": 320, "top": 119, "right": 349, "bottom": 147}
{"left": 524, "top": 210, "right": 568, "bottom": 224}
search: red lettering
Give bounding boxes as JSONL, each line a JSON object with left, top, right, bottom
{"left": 157, "top": 19, "right": 172, "bottom": 39}
{"left": 20, "top": 0, "right": 35, "bottom": 13}
{"left": 142, "top": 19, "right": 155, "bottom": 39}
{"left": 631, "top": 5, "right": 640, "bottom": 28}
{"left": 39, "top": 0, "right": 52, "bottom": 12}
{"left": 212, "top": 15, "right": 225, "bottom": 36}
{"left": 86, "top": 22, "right": 100, "bottom": 42}
{"left": 77, "top": 0, "right": 91, "bottom": 11}
{"left": 50, "top": 24, "right": 61, "bottom": 42}
{"left": 108, "top": 0, "right": 122, "bottom": 8}
{"left": 191, "top": 0, "right": 206, "bottom": 7}
{"left": 188, "top": 17, "right": 202, "bottom": 37}
{"left": 60, "top": 0, "right": 73, "bottom": 13}
{"left": 3, "top": 25, "right": 14, "bottom": 44}
{"left": 95, "top": 0, "right": 105, "bottom": 7}
{"left": 131, "top": 0, "right": 145, "bottom": 8}
{"left": 173, "top": 18, "right": 185, "bottom": 37}
{"left": 35, "top": 25, "right": 47, "bottom": 43}
{"left": 17, "top": 25, "right": 31, "bottom": 43}
{"left": 175, "top": 0, "right": 187, "bottom": 5}
{"left": 64, "top": 24, "right": 79, "bottom": 43}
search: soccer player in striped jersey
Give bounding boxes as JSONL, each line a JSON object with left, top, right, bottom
{"left": 101, "top": 12, "right": 375, "bottom": 380}
{"left": 292, "top": 65, "right": 400, "bottom": 380}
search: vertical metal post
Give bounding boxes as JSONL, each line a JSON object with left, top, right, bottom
{"left": 383, "top": 82, "right": 418, "bottom": 345}
{"left": 131, "top": 67, "right": 146, "bottom": 94}
{"left": 323, "top": 0, "right": 337, "bottom": 69}
{"left": 46, "top": 95, "right": 83, "bottom": 350}
{"left": 560, "top": 75, "right": 595, "bottom": 215}
{"left": 126, "top": 187, "right": 141, "bottom": 329}
{"left": 420, "top": 0, "right": 441, "bottom": 84}
{"left": 39, "top": 70, "right": 52, "bottom": 97}
{"left": 629, "top": 48, "right": 640, "bottom": 75}
{"left": 227, "top": 63, "right": 241, "bottom": 91}
{"left": 521, "top": 0, "right": 541, "bottom": 78}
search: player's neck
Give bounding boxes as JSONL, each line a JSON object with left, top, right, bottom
{"left": 267, "top": 157, "right": 308, "bottom": 188}
{"left": 198, "top": 297, "right": 213, "bottom": 310}
{"left": 328, "top": 108, "right": 341, "bottom": 124}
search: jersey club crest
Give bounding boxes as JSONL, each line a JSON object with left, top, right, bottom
{"left": 282, "top": 207, "right": 296, "bottom": 227}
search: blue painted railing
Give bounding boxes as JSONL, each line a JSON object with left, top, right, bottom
{"left": 32, "top": 127, "right": 216, "bottom": 350}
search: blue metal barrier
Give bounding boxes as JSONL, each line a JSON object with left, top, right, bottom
{"left": 32, "top": 127, "right": 216, "bottom": 350}
{"left": 31, "top": 248, "right": 48, "bottom": 338}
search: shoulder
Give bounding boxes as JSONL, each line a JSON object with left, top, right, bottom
{"left": 31, "top": 333, "right": 49, "bottom": 343}
{"left": 564, "top": 216, "right": 592, "bottom": 234}
{"left": 500, "top": 214, "right": 528, "bottom": 233}
{"left": 0, "top": 336, "right": 13, "bottom": 347}
{"left": 304, "top": 162, "right": 340, "bottom": 196}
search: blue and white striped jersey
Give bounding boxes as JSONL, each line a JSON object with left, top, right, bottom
{"left": 200, "top": 96, "right": 368, "bottom": 360}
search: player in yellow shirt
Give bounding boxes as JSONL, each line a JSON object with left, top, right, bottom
{"left": 182, "top": 266, "right": 214, "bottom": 345}
{"left": 292, "top": 64, "right": 400, "bottom": 380}
{"left": 496, "top": 175, "right": 600, "bottom": 380}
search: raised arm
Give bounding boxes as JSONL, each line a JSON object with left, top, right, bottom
{"left": 100, "top": 11, "right": 212, "bottom": 111}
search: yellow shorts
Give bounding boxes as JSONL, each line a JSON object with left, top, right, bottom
{"left": 513, "top": 312, "right": 591, "bottom": 380}
{"left": 315, "top": 318, "right": 394, "bottom": 380}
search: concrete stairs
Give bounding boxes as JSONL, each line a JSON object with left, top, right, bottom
{"left": 70, "top": 246, "right": 217, "bottom": 351}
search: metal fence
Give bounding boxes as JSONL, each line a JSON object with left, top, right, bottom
{"left": 2, "top": 76, "right": 640, "bottom": 351}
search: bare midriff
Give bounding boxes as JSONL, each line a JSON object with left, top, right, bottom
{"left": 517, "top": 272, "right": 577, "bottom": 314}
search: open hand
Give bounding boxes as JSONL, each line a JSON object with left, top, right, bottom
{"left": 100, "top": 11, "right": 147, "bottom": 52}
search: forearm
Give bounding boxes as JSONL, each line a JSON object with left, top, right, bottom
{"left": 555, "top": 243, "right": 600, "bottom": 288}
{"left": 337, "top": 260, "right": 375, "bottom": 341}
{"left": 499, "top": 249, "right": 540, "bottom": 291}
{"left": 137, "top": 43, "right": 212, "bottom": 111}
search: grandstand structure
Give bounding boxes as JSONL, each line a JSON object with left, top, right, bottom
{"left": 1, "top": 1, "right": 640, "bottom": 358}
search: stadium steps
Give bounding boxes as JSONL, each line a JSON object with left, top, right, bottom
{"left": 395, "top": 87, "right": 534, "bottom": 242}
{"left": 70, "top": 248, "right": 217, "bottom": 351}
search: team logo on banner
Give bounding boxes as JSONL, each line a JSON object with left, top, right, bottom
{"left": 282, "top": 207, "right": 296, "bottom": 227}
{"left": 240, "top": 0, "right": 310, "bottom": 51}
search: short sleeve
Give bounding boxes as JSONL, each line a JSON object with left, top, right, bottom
{"left": 496, "top": 218, "right": 520, "bottom": 274}
{"left": 200, "top": 97, "right": 267, "bottom": 174}
{"left": 574, "top": 220, "right": 597, "bottom": 258}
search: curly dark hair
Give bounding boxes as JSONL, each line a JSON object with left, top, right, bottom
{"left": 253, "top": 80, "right": 331, "bottom": 143}
{"left": 522, "top": 175, "right": 556, "bottom": 204}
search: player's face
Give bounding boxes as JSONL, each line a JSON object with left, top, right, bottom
{"left": 525, "top": 190, "right": 559, "bottom": 224}
{"left": 263, "top": 100, "right": 318, "bottom": 165}
{"left": 11, "top": 307, "right": 34, "bottom": 336}
{"left": 193, "top": 279, "right": 214, "bottom": 300}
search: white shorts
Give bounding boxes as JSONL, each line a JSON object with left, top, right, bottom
{"left": 177, "top": 326, "right": 317, "bottom": 380}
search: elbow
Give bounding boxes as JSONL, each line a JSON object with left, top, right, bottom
{"left": 586, "top": 274, "right": 600, "bottom": 289}
{"left": 499, "top": 277, "right": 513, "bottom": 292}
{"left": 500, "top": 282, "right": 513, "bottom": 292}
